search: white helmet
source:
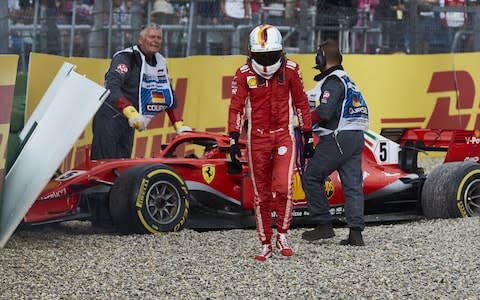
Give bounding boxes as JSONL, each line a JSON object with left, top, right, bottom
{"left": 249, "top": 24, "right": 283, "bottom": 53}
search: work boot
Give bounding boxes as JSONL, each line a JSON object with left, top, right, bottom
{"left": 254, "top": 244, "right": 273, "bottom": 261}
{"left": 275, "top": 233, "right": 293, "bottom": 257}
{"left": 301, "top": 224, "right": 335, "bottom": 241}
{"left": 339, "top": 228, "right": 365, "bottom": 246}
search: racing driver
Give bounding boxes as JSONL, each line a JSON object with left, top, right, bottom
{"left": 228, "top": 24, "right": 314, "bottom": 261}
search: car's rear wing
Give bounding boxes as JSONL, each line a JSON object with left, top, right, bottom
{"left": 381, "top": 128, "right": 480, "bottom": 172}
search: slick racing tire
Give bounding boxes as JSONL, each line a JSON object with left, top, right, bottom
{"left": 421, "top": 161, "right": 480, "bottom": 218}
{"left": 109, "top": 164, "right": 190, "bottom": 234}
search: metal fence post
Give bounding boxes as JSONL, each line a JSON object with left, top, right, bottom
{"left": 131, "top": 0, "right": 143, "bottom": 45}
{"left": 68, "top": 0, "right": 77, "bottom": 57}
{"left": 0, "top": 1, "right": 8, "bottom": 54}
{"left": 297, "top": 0, "right": 310, "bottom": 53}
{"left": 232, "top": 26, "right": 240, "bottom": 55}
{"left": 408, "top": 1, "right": 418, "bottom": 54}
{"left": 89, "top": 0, "right": 106, "bottom": 58}
{"left": 32, "top": 0, "right": 39, "bottom": 52}
{"left": 474, "top": 7, "right": 480, "bottom": 51}
{"left": 186, "top": 0, "right": 195, "bottom": 57}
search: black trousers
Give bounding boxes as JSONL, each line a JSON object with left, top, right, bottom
{"left": 90, "top": 106, "right": 134, "bottom": 160}
{"left": 303, "top": 130, "right": 365, "bottom": 230}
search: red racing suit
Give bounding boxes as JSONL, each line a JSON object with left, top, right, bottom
{"left": 228, "top": 58, "right": 312, "bottom": 244}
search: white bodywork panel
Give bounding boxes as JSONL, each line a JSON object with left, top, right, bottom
{"left": 364, "top": 130, "right": 401, "bottom": 165}
{"left": 20, "top": 62, "right": 76, "bottom": 141}
{"left": 0, "top": 63, "right": 109, "bottom": 248}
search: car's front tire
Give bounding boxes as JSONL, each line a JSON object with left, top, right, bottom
{"left": 109, "top": 164, "right": 190, "bottom": 234}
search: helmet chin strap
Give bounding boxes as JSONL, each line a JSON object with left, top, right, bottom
{"left": 251, "top": 58, "right": 282, "bottom": 79}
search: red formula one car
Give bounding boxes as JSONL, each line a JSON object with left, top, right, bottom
{"left": 23, "top": 129, "right": 480, "bottom": 234}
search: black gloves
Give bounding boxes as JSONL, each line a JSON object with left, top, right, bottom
{"left": 229, "top": 132, "right": 242, "bottom": 165}
{"left": 303, "top": 132, "right": 315, "bottom": 159}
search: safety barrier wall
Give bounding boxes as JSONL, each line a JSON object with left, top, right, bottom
{"left": 26, "top": 52, "right": 480, "bottom": 170}
{"left": 0, "top": 55, "right": 18, "bottom": 199}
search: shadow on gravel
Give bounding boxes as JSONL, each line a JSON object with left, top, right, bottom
{"left": 18, "top": 221, "right": 117, "bottom": 236}
{"left": 14, "top": 212, "right": 427, "bottom": 236}
{"left": 193, "top": 213, "right": 427, "bottom": 232}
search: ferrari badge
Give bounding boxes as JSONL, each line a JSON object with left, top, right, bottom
{"left": 202, "top": 164, "right": 216, "bottom": 184}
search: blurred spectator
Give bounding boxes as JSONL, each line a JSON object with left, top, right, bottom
{"left": 353, "top": 0, "right": 379, "bottom": 53}
{"left": 464, "top": 0, "right": 479, "bottom": 51}
{"left": 285, "top": 0, "right": 298, "bottom": 26}
{"left": 316, "top": 0, "right": 357, "bottom": 43}
{"left": 263, "top": 0, "right": 285, "bottom": 26}
{"left": 60, "top": 0, "right": 73, "bottom": 24}
{"left": 54, "top": 0, "right": 69, "bottom": 25}
{"left": 8, "top": 0, "right": 21, "bottom": 24}
{"left": 197, "top": 1, "right": 222, "bottom": 26}
{"left": 111, "top": 0, "right": 131, "bottom": 54}
{"left": 155, "top": 1, "right": 190, "bottom": 56}
{"left": 416, "top": 0, "right": 440, "bottom": 54}
{"left": 151, "top": 0, "right": 175, "bottom": 25}
{"left": 56, "top": 0, "right": 92, "bottom": 25}
{"left": 221, "top": 0, "right": 251, "bottom": 24}
{"left": 196, "top": 0, "right": 222, "bottom": 55}
{"left": 19, "top": 0, "right": 33, "bottom": 8}
{"left": 8, "top": 0, "right": 24, "bottom": 56}
{"left": 76, "top": 0, "right": 94, "bottom": 24}
{"left": 250, "top": 0, "right": 263, "bottom": 25}
{"left": 73, "top": 31, "right": 88, "bottom": 56}
{"left": 439, "top": 0, "right": 467, "bottom": 52}
{"left": 173, "top": 0, "right": 190, "bottom": 25}
{"left": 221, "top": 0, "right": 251, "bottom": 54}
{"left": 9, "top": 0, "right": 35, "bottom": 68}
{"left": 207, "top": 15, "right": 226, "bottom": 55}
{"left": 113, "top": 0, "right": 131, "bottom": 25}
{"left": 169, "top": 0, "right": 189, "bottom": 56}
{"left": 17, "top": 0, "right": 34, "bottom": 24}
{"left": 127, "top": 0, "right": 150, "bottom": 25}
{"left": 376, "top": 0, "right": 409, "bottom": 53}
{"left": 8, "top": 0, "right": 478, "bottom": 58}
{"left": 39, "top": 0, "right": 61, "bottom": 55}
{"left": 8, "top": 0, "right": 20, "bottom": 13}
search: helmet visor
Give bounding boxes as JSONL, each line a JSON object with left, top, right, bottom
{"left": 251, "top": 51, "right": 283, "bottom": 66}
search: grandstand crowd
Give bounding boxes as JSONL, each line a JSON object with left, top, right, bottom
{"left": 4, "top": 0, "right": 480, "bottom": 69}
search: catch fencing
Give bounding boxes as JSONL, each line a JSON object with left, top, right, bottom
{"left": 4, "top": 1, "right": 480, "bottom": 73}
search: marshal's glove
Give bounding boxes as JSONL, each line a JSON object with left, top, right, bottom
{"left": 174, "top": 121, "right": 192, "bottom": 134}
{"left": 229, "top": 132, "right": 242, "bottom": 166}
{"left": 303, "top": 132, "right": 315, "bottom": 159}
{"left": 123, "top": 106, "right": 146, "bottom": 131}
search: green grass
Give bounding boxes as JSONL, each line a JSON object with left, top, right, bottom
{"left": 6, "top": 73, "right": 27, "bottom": 172}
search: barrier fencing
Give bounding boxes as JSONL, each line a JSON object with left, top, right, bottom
{"left": 3, "top": 1, "right": 480, "bottom": 73}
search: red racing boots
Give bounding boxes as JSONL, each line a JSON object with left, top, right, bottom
{"left": 254, "top": 233, "right": 294, "bottom": 261}
{"left": 254, "top": 244, "right": 273, "bottom": 261}
{"left": 276, "top": 233, "right": 293, "bottom": 257}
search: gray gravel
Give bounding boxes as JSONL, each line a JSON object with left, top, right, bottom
{"left": 1, "top": 157, "right": 479, "bottom": 299}
{"left": 1, "top": 217, "right": 479, "bottom": 299}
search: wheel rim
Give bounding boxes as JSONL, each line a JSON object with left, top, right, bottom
{"left": 145, "top": 180, "right": 182, "bottom": 224}
{"left": 463, "top": 178, "right": 480, "bottom": 216}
